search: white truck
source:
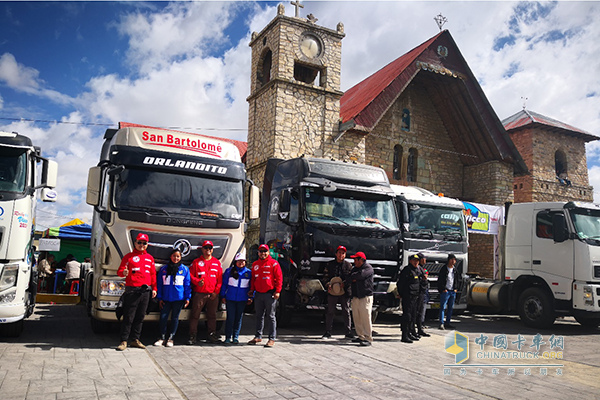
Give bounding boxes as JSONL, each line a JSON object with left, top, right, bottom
{"left": 85, "top": 123, "right": 259, "bottom": 333}
{"left": 0, "top": 131, "right": 57, "bottom": 337}
{"left": 468, "top": 201, "right": 600, "bottom": 328}
{"left": 390, "top": 185, "right": 469, "bottom": 313}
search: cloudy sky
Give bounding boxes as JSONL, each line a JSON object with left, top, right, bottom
{"left": 1, "top": 1, "right": 599, "bottom": 230}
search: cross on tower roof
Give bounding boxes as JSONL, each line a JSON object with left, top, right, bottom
{"left": 434, "top": 13, "right": 448, "bottom": 32}
{"left": 291, "top": 0, "right": 304, "bottom": 18}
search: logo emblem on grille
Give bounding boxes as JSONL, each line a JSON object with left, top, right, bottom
{"left": 173, "top": 239, "right": 192, "bottom": 257}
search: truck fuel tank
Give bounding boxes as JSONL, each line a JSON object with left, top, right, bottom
{"left": 468, "top": 280, "right": 510, "bottom": 309}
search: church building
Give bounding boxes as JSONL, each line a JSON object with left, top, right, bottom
{"left": 245, "top": 4, "right": 597, "bottom": 277}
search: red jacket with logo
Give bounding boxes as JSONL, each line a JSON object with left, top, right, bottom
{"left": 117, "top": 249, "right": 157, "bottom": 290}
{"left": 250, "top": 255, "right": 283, "bottom": 294}
{"left": 189, "top": 256, "right": 222, "bottom": 294}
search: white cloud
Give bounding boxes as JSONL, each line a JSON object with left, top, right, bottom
{"left": 589, "top": 165, "right": 600, "bottom": 203}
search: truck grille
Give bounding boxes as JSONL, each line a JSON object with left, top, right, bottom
{"left": 594, "top": 265, "right": 600, "bottom": 279}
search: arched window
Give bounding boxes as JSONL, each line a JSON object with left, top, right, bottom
{"left": 257, "top": 49, "right": 272, "bottom": 87}
{"left": 401, "top": 108, "right": 410, "bottom": 131}
{"left": 393, "top": 145, "right": 403, "bottom": 180}
{"left": 407, "top": 148, "right": 418, "bottom": 182}
{"left": 555, "top": 150, "right": 567, "bottom": 177}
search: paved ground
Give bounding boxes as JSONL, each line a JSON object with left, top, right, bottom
{"left": 1, "top": 304, "right": 599, "bottom": 400}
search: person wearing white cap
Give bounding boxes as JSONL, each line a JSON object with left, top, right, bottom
{"left": 220, "top": 252, "right": 252, "bottom": 344}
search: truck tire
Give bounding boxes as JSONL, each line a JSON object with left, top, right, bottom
{"left": 90, "top": 317, "right": 111, "bottom": 334}
{"left": 518, "top": 288, "right": 555, "bottom": 328}
{"left": 0, "top": 319, "right": 24, "bottom": 337}
{"left": 574, "top": 316, "right": 600, "bottom": 329}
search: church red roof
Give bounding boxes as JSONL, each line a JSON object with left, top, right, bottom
{"left": 118, "top": 121, "right": 248, "bottom": 162}
{"left": 340, "top": 31, "right": 443, "bottom": 128}
{"left": 502, "top": 109, "right": 598, "bottom": 142}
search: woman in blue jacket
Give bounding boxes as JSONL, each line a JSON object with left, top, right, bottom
{"left": 220, "top": 252, "right": 251, "bottom": 344}
{"left": 155, "top": 249, "right": 191, "bottom": 347}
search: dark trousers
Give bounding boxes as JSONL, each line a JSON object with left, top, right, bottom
{"left": 325, "top": 294, "right": 351, "bottom": 333}
{"left": 415, "top": 292, "right": 425, "bottom": 331}
{"left": 189, "top": 292, "right": 219, "bottom": 336}
{"left": 401, "top": 294, "right": 418, "bottom": 334}
{"left": 120, "top": 290, "right": 150, "bottom": 342}
{"left": 225, "top": 300, "right": 246, "bottom": 340}
{"left": 254, "top": 292, "right": 277, "bottom": 340}
{"left": 159, "top": 300, "right": 186, "bottom": 339}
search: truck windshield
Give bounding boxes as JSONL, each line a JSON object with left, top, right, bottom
{"left": 570, "top": 208, "right": 600, "bottom": 242}
{"left": 408, "top": 204, "right": 466, "bottom": 237}
{"left": 0, "top": 148, "right": 27, "bottom": 193}
{"left": 304, "top": 188, "right": 398, "bottom": 229}
{"left": 113, "top": 168, "right": 244, "bottom": 220}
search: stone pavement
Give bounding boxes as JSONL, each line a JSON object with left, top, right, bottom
{"left": 1, "top": 304, "right": 599, "bottom": 400}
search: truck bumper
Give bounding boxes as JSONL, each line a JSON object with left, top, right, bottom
{"left": 92, "top": 305, "right": 226, "bottom": 322}
{"left": 0, "top": 301, "right": 26, "bottom": 323}
{"left": 572, "top": 282, "right": 600, "bottom": 312}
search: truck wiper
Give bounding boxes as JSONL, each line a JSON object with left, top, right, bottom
{"left": 308, "top": 213, "right": 350, "bottom": 226}
{"left": 354, "top": 218, "right": 390, "bottom": 230}
{"left": 411, "top": 229, "right": 433, "bottom": 239}
{"left": 119, "top": 205, "right": 170, "bottom": 216}
{"left": 441, "top": 231, "right": 463, "bottom": 242}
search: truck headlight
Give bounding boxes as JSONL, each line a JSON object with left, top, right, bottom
{"left": 0, "top": 289, "right": 17, "bottom": 303}
{"left": 583, "top": 286, "right": 594, "bottom": 306}
{"left": 0, "top": 264, "right": 19, "bottom": 292}
{"left": 100, "top": 279, "right": 126, "bottom": 296}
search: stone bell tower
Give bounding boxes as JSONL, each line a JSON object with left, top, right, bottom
{"left": 246, "top": 2, "right": 345, "bottom": 187}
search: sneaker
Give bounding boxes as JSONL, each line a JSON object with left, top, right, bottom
{"left": 345, "top": 332, "right": 356, "bottom": 339}
{"left": 264, "top": 339, "right": 275, "bottom": 348}
{"left": 154, "top": 337, "right": 166, "bottom": 346}
{"left": 166, "top": 339, "right": 174, "bottom": 347}
{"left": 360, "top": 340, "right": 372, "bottom": 346}
{"left": 321, "top": 332, "right": 332, "bottom": 340}
{"left": 207, "top": 332, "right": 222, "bottom": 344}
{"left": 187, "top": 335, "right": 197, "bottom": 345}
{"left": 129, "top": 339, "right": 146, "bottom": 349}
{"left": 224, "top": 338, "right": 232, "bottom": 345}
{"left": 439, "top": 324, "right": 445, "bottom": 330}
{"left": 247, "top": 337, "right": 262, "bottom": 345}
{"left": 116, "top": 341, "right": 127, "bottom": 351}
{"left": 445, "top": 324, "right": 456, "bottom": 330}
{"left": 232, "top": 339, "right": 239, "bottom": 345}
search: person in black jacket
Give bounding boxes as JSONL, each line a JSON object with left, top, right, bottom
{"left": 347, "top": 252, "right": 374, "bottom": 346}
{"left": 416, "top": 253, "right": 431, "bottom": 337}
{"left": 321, "top": 245, "right": 353, "bottom": 340}
{"left": 437, "top": 253, "right": 458, "bottom": 330}
{"left": 397, "top": 254, "right": 421, "bottom": 343}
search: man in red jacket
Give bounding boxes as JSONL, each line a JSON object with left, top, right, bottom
{"left": 187, "top": 240, "right": 223, "bottom": 344}
{"left": 247, "top": 244, "right": 282, "bottom": 348}
{"left": 116, "top": 233, "right": 157, "bottom": 351}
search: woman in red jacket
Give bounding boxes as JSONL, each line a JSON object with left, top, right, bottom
{"left": 116, "top": 233, "right": 157, "bottom": 351}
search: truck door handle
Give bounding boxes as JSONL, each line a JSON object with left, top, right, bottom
{"left": 532, "top": 260, "right": 541, "bottom": 265}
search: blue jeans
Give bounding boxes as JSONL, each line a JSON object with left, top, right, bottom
{"left": 439, "top": 290, "right": 456, "bottom": 326}
{"left": 254, "top": 292, "right": 277, "bottom": 340}
{"left": 225, "top": 300, "right": 246, "bottom": 340}
{"left": 159, "top": 300, "right": 185, "bottom": 339}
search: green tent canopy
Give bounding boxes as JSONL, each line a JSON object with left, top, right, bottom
{"left": 42, "top": 219, "right": 91, "bottom": 262}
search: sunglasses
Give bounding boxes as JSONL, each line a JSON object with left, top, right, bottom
{"left": 258, "top": 249, "right": 268, "bottom": 253}
{"left": 136, "top": 241, "right": 148, "bottom": 245}
{"left": 202, "top": 246, "right": 213, "bottom": 250}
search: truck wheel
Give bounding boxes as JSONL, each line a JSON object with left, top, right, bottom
{"left": 0, "top": 320, "right": 24, "bottom": 337}
{"left": 518, "top": 288, "right": 555, "bottom": 328}
{"left": 277, "top": 291, "right": 294, "bottom": 328}
{"left": 574, "top": 316, "right": 600, "bottom": 328}
{"left": 90, "top": 317, "right": 111, "bottom": 334}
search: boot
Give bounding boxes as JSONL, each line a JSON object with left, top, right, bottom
{"left": 401, "top": 331, "right": 413, "bottom": 344}
{"left": 418, "top": 329, "right": 431, "bottom": 337}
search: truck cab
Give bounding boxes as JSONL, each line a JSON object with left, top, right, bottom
{"left": 390, "top": 185, "right": 469, "bottom": 312}
{"left": 260, "top": 157, "right": 401, "bottom": 324}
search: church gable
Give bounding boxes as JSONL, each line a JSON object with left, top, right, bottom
{"left": 340, "top": 30, "right": 528, "bottom": 175}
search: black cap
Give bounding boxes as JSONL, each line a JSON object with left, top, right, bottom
{"left": 448, "top": 253, "right": 456, "bottom": 260}
{"left": 416, "top": 252, "right": 425, "bottom": 259}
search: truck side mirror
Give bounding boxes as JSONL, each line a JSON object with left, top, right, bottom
{"left": 86, "top": 166, "right": 102, "bottom": 206}
{"left": 249, "top": 185, "right": 260, "bottom": 220}
{"left": 552, "top": 213, "right": 567, "bottom": 243}
{"left": 42, "top": 159, "right": 58, "bottom": 189}
{"left": 278, "top": 189, "right": 291, "bottom": 222}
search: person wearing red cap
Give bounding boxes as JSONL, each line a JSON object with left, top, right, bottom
{"left": 116, "top": 232, "right": 157, "bottom": 351}
{"left": 247, "top": 244, "right": 282, "bottom": 347}
{"left": 346, "top": 251, "right": 374, "bottom": 346}
{"left": 321, "top": 245, "right": 353, "bottom": 339}
{"left": 187, "top": 240, "right": 223, "bottom": 344}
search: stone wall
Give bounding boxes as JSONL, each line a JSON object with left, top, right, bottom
{"left": 468, "top": 233, "right": 494, "bottom": 278}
